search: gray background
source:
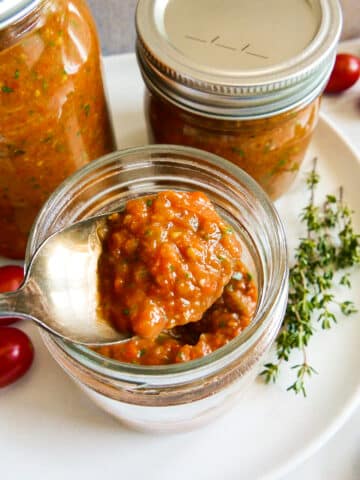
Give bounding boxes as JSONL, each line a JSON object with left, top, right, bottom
{"left": 87, "top": 0, "right": 360, "bottom": 55}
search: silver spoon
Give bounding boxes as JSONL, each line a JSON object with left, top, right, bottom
{"left": 0, "top": 214, "right": 132, "bottom": 346}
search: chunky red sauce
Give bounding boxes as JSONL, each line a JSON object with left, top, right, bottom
{"left": 95, "top": 191, "right": 257, "bottom": 365}
{"left": 97, "top": 191, "right": 243, "bottom": 339}
{"left": 0, "top": 0, "right": 114, "bottom": 258}
{"left": 96, "top": 259, "right": 257, "bottom": 365}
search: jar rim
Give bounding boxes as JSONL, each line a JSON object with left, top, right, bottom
{"left": 136, "top": 0, "right": 342, "bottom": 118}
{"left": 27, "top": 145, "right": 288, "bottom": 385}
{"left": 0, "top": 0, "right": 40, "bottom": 30}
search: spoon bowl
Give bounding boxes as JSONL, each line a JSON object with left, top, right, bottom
{"left": 0, "top": 214, "right": 132, "bottom": 346}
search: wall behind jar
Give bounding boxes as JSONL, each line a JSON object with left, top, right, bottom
{"left": 87, "top": 0, "right": 360, "bottom": 55}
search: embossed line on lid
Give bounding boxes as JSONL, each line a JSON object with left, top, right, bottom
{"left": 136, "top": 0, "right": 342, "bottom": 117}
{"left": 162, "top": 0, "right": 320, "bottom": 72}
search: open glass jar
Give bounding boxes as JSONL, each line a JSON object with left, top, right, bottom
{"left": 136, "top": 0, "right": 342, "bottom": 200}
{"left": 26, "top": 145, "right": 288, "bottom": 432}
{"left": 0, "top": 0, "right": 115, "bottom": 258}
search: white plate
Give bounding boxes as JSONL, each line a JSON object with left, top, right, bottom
{"left": 1, "top": 54, "right": 360, "bottom": 480}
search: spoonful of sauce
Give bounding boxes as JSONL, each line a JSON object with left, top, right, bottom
{"left": 0, "top": 213, "right": 130, "bottom": 345}
{"left": 0, "top": 191, "right": 243, "bottom": 346}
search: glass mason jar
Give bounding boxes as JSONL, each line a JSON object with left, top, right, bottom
{"left": 0, "top": 0, "right": 115, "bottom": 259}
{"left": 26, "top": 145, "right": 288, "bottom": 432}
{"left": 136, "top": 0, "right": 342, "bottom": 200}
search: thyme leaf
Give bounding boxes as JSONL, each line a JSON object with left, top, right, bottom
{"left": 260, "top": 158, "right": 360, "bottom": 396}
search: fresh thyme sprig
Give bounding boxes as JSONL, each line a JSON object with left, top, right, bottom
{"left": 260, "top": 158, "right": 360, "bottom": 396}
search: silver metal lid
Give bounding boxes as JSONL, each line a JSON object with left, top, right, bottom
{"left": 0, "top": 0, "right": 41, "bottom": 30}
{"left": 136, "top": 0, "right": 342, "bottom": 119}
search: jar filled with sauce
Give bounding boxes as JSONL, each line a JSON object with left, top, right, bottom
{"left": 136, "top": 0, "right": 342, "bottom": 200}
{"left": 0, "top": 0, "right": 115, "bottom": 258}
{"left": 27, "top": 146, "right": 288, "bottom": 432}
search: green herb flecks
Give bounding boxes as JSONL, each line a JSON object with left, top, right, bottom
{"left": 269, "top": 157, "right": 288, "bottom": 177}
{"left": 2, "top": 85, "right": 13, "bottom": 93}
{"left": 231, "top": 146, "right": 245, "bottom": 157}
{"left": 222, "top": 227, "right": 233, "bottom": 236}
{"left": 260, "top": 158, "right": 360, "bottom": 396}
{"left": 83, "top": 103, "right": 91, "bottom": 117}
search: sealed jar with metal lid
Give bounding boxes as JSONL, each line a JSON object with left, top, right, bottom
{"left": 136, "top": 0, "right": 342, "bottom": 200}
{"left": 0, "top": 0, "right": 115, "bottom": 259}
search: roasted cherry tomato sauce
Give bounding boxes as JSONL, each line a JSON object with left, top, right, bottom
{"left": 0, "top": 0, "right": 114, "bottom": 258}
{"left": 95, "top": 191, "right": 257, "bottom": 365}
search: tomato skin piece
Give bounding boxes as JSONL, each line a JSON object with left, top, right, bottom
{"left": 325, "top": 54, "right": 360, "bottom": 93}
{"left": 0, "top": 327, "right": 34, "bottom": 388}
{"left": 0, "top": 265, "right": 24, "bottom": 325}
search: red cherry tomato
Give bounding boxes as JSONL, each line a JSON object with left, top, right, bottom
{"left": 325, "top": 53, "right": 360, "bottom": 93}
{"left": 0, "top": 265, "right": 24, "bottom": 325}
{"left": 0, "top": 327, "right": 34, "bottom": 388}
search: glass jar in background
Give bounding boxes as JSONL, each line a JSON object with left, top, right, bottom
{"left": 26, "top": 145, "right": 288, "bottom": 432}
{"left": 144, "top": 96, "right": 320, "bottom": 200}
{"left": 0, "top": 0, "right": 115, "bottom": 258}
{"left": 136, "top": 0, "right": 342, "bottom": 200}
